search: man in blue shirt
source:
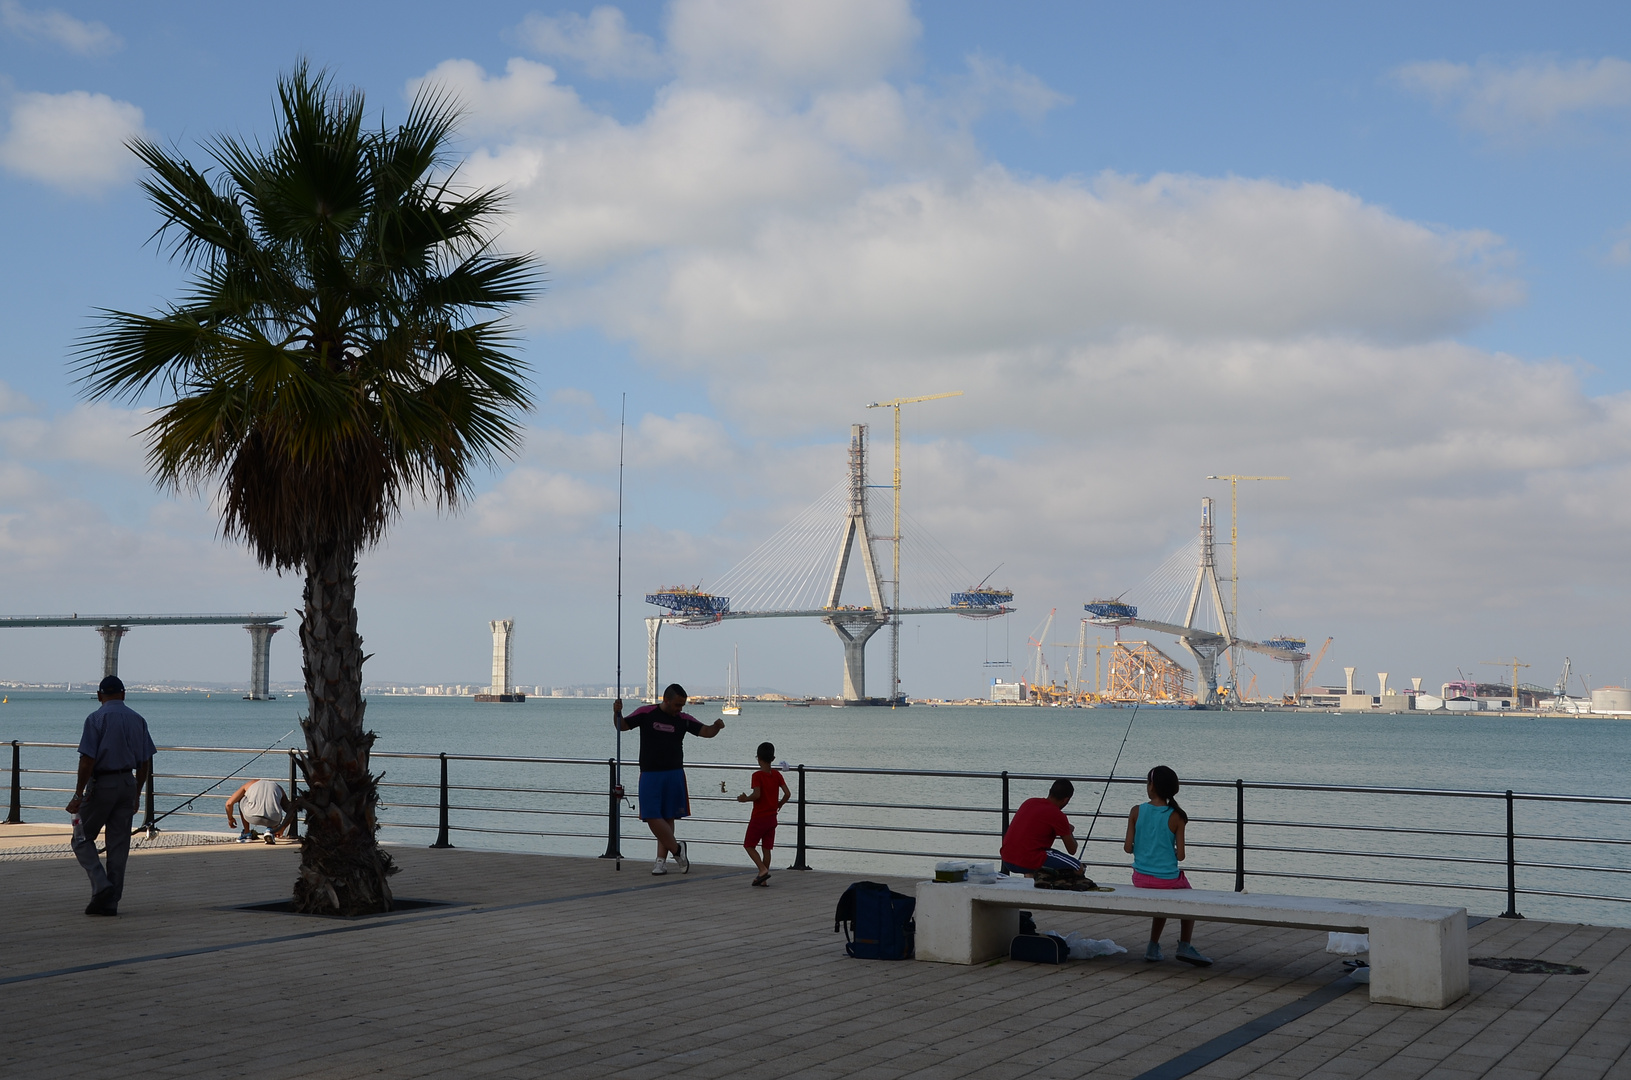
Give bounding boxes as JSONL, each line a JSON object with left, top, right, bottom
{"left": 66, "top": 676, "right": 156, "bottom": 916}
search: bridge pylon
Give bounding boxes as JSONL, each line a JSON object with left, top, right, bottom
{"left": 821, "top": 424, "right": 890, "bottom": 703}
{"left": 1178, "top": 497, "right": 1235, "bottom": 707}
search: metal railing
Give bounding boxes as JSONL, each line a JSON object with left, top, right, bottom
{"left": 5, "top": 739, "right": 1629, "bottom": 925}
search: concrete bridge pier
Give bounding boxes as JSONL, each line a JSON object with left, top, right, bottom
{"left": 245, "top": 623, "right": 281, "bottom": 700}
{"left": 645, "top": 617, "right": 662, "bottom": 703}
{"left": 827, "top": 614, "right": 886, "bottom": 702}
{"left": 1181, "top": 638, "right": 1222, "bottom": 707}
{"left": 98, "top": 625, "right": 129, "bottom": 680}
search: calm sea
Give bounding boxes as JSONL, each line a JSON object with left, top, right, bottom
{"left": 5, "top": 691, "right": 1628, "bottom": 926}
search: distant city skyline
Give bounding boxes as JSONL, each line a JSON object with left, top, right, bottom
{"left": 0, "top": 1, "right": 1627, "bottom": 701}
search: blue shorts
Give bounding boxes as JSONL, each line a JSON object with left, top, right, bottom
{"left": 638, "top": 769, "right": 690, "bottom": 821}
{"left": 1002, "top": 849, "right": 1083, "bottom": 876}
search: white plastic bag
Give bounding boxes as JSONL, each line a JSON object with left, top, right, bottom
{"left": 1054, "top": 931, "right": 1127, "bottom": 959}
{"left": 1326, "top": 932, "right": 1369, "bottom": 956}
{"left": 964, "top": 861, "right": 1002, "bottom": 884}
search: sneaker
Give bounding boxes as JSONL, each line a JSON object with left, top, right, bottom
{"left": 651, "top": 859, "right": 667, "bottom": 875}
{"left": 673, "top": 841, "right": 689, "bottom": 873}
{"left": 1144, "top": 942, "right": 1163, "bottom": 963}
{"left": 264, "top": 834, "right": 277, "bottom": 845}
{"left": 236, "top": 833, "right": 253, "bottom": 844}
{"left": 1176, "top": 942, "right": 1213, "bottom": 967}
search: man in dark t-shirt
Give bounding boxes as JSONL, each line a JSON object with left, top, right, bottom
{"left": 1000, "top": 778, "right": 1084, "bottom": 877}
{"left": 614, "top": 683, "right": 724, "bottom": 875}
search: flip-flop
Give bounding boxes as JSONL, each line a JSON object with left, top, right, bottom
{"left": 751, "top": 873, "right": 769, "bottom": 887}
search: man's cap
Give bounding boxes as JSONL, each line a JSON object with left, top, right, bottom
{"left": 98, "top": 675, "right": 125, "bottom": 695}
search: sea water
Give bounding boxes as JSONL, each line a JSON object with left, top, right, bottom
{"left": 4, "top": 691, "right": 1627, "bottom": 925}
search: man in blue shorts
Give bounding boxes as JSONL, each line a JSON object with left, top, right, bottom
{"left": 613, "top": 683, "right": 724, "bottom": 875}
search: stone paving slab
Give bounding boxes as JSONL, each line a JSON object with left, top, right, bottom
{"left": 1, "top": 843, "right": 1627, "bottom": 1079}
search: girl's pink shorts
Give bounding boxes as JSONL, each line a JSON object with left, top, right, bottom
{"left": 1132, "top": 870, "right": 1192, "bottom": 889}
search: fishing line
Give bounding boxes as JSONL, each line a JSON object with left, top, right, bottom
{"left": 614, "top": 393, "right": 627, "bottom": 871}
{"left": 1078, "top": 701, "right": 1141, "bottom": 863}
{"left": 128, "top": 727, "right": 297, "bottom": 839}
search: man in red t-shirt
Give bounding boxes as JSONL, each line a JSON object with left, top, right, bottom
{"left": 738, "top": 740, "right": 790, "bottom": 886}
{"left": 1000, "top": 778, "right": 1084, "bottom": 877}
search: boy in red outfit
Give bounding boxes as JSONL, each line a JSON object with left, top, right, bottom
{"left": 737, "top": 741, "right": 790, "bottom": 886}
{"left": 999, "top": 778, "right": 1083, "bottom": 877}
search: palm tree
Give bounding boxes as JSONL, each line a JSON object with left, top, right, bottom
{"left": 77, "top": 63, "right": 540, "bottom": 914}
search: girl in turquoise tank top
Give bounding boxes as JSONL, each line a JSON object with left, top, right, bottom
{"left": 1123, "top": 765, "right": 1213, "bottom": 967}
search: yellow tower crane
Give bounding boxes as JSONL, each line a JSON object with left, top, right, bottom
{"left": 1483, "top": 657, "right": 1530, "bottom": 709}
{"left": 866, "top": 391, "right": 962, "bottom": 707}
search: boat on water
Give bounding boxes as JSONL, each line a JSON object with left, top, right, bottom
{"left": 721, "top": 646, "right": 741, "bottom": 716}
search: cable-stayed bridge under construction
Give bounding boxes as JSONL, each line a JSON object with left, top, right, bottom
{"left": 643, "top": 424, "right": 1013, "bottom": 704}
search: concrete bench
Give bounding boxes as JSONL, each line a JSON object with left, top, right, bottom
{"left": 914, "top": 879, "right": 1468, "bottom": 1009}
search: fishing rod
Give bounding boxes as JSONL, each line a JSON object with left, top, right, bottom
{"left": 132, "top": 726, "right": 297, "bottom": 838}
{"left": 1079, "top": 701, "right": 1141, "bottom": 853}
{"left": 614, "top": 393, "right": 626, "bottom": 871}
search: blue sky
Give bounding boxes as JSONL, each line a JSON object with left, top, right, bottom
{"left": 0, "top": 1, "right": 1628, "bottom": 701}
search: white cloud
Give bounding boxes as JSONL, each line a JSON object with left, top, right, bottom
{"left": 1392, "top": 55, "right": 1631, "bottom": 137}
{"left": 956, "top": 53, "right": 1071, "bottom": 125}
{"left": 0, "top": 89, "right": 147, "bottom": 193}
{"left": 0, "top": 0, "right": 121, "bottom": 56}
{"left": 514, "top": 6, "right": 666, "bottom": 80}
{"left": 415, "top": 57, "right": 599, "bottom": 139}
{"left": 472, "top": 467, "right": 616, "bottom": 536}
{"left": 454, "top": 83, "right": 870, "bottom": 268}
{"left": 0, "top": 401, "right": 149, "bottom": 474}
{"left": 620, "top": 170, "right": 1517, "bottom": 381}
{"left": 668, "top": 0, "right": 920, "bottom": 96}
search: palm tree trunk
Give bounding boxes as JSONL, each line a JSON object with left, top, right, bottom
{"left": 292, "top": 539, "right": 396, "bottom": 914}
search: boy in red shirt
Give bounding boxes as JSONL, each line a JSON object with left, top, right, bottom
{"left": 1000, "top": 778, "right": 1083, "bottom": 877}
{"left": 737, "top": 741, "right": 790, "bottom": 886}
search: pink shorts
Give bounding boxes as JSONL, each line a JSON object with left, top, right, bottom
{"left": 1132, "top": 870, "right": 1192, "bottom": 889}
{"left": 744, "top": 817, "right": 777, "bottom": 850}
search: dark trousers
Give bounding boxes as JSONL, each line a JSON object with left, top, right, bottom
{"left": 71, "top": 773, "right": 137, "bottom": 902}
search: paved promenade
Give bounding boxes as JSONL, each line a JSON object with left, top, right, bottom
{"left": 1, "top": 829, "right": 1627, "bottom": 1079}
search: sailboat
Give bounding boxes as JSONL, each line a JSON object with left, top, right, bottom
{"left": 722, "top": 645, "right": 742, "bottom": 716}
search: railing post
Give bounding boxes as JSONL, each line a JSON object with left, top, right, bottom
{"left": 287, "top": 749, "right": 301, "bottom": 841}
{"left": 790, "top": 764, "right": 809, "bottom": 870}
{"left": 1234, "top": 779, "right": 1245, "bottom": 892}
{"left": 1001, "top": 771, "right": 1010, "bottom": 837}
{"left": 4, "top": 741, "right": 21, "bottom": 824}
{"left": 600, "top": 757, "right": 623, "bottom": 859}
{"left": 142, "top": 770, "right": 156, "bottom": 837}
{"left": 429, "top": 752, "right": 453, "bottom": 849}
{"left": 1500, "top": 789, "right": 1523, "bottom": 919}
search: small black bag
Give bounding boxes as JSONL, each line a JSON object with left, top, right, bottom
{"left": 1010, "top": 932, "right": 1069, "bottom": 964}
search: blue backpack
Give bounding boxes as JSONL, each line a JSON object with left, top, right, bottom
{"left": 835, "top": 881, "right": 915, "bottom": 960}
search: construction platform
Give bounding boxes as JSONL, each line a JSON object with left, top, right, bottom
{"left": 2, "top": 827, "right": 1627, "bottom": 1079}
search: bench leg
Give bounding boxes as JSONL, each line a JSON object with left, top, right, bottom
{"left": 1368, "top": 911, "right": 1468, "bottom": 1008}
{"left": 914, "top": 885, "right": 1020, "bottom": 964}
